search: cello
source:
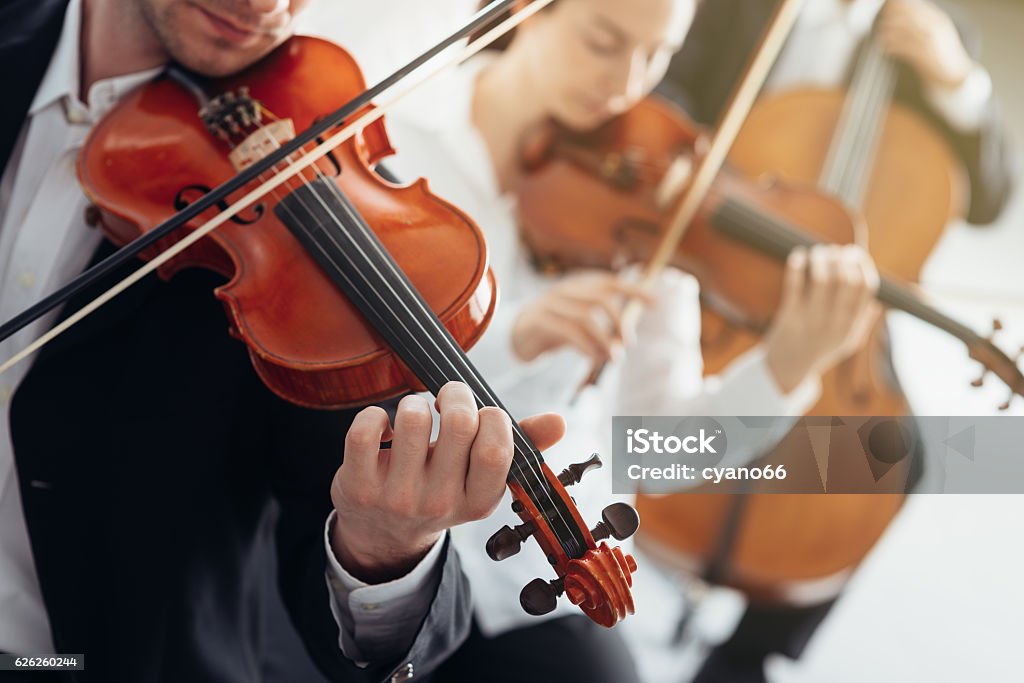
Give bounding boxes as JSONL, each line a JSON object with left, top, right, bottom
{"left": 638, "top": 0, "right": 971, "bottom": 608}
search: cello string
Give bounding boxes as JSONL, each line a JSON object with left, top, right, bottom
{"left": 821, "top": 34, "right": 880, "bottom": 197}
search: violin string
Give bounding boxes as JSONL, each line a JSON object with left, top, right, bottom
{"left": 301, "top": 174, "right": 582, "bottom": 553}
{"left": 0, "top": 0, "right": 559, "bottom": 375}
{"left": 254, "top": 126, "right": 582, "bottom": 553}
{"left": 222, "top": 112, "right": 567, "bottom": 531}
{"left": 274, "top": 178, "right": 582, "bottom": 554}
{"left": 251, "top": 112, "right": 586, "bottom": 550}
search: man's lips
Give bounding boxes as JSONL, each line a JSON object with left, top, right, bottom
{"left": 194, "top": 4, "right": 266, "bottom": 44}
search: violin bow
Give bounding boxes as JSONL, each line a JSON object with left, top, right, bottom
{"left": 579, "top": 0, "right": 806, "bottom": 391}
{"left": 0, "top": 0, "right": 556, "bottom": 374}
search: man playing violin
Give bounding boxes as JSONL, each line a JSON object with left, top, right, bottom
{"left": 0, "top": 1, "right": 565, "bottom": 681}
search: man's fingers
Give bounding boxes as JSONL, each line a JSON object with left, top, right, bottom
{"left": 386, "top": 394, "right": 433, "bottom": 488}
{"left": 519, "top": 412, "right": 567, "bottom": 453}
{"left": 429, "top": 382, "right": 480, "bottom": 486}
{"left": 463, "top": 407, "right": 515, "bottom": 521}
{"left": 342, "top": 406, "right": 392, "bottom": 484}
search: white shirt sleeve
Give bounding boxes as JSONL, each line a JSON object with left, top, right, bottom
{"left": 615, "top": 270, "right": 820, "bottom": 488}
{"left": 322, "top": 511, "right": 447, "bottom": 666}
{"left": 924, "top": 62, "right": 994, "bottom": 134}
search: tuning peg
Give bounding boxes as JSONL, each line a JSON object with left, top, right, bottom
{"left": 557, "top": 453, "right": 603, "bottom": 487}
{"left": 520, "top": 577, "right": 565, "bottom": 616}
{"left": 590, "top": 502, "right": 640, "bottom": 542}
{"left": 486, "top": 522, "right": 535, "bottom": 561}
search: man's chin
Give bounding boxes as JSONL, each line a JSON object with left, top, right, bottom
{"left": 164, "top": 28, "right": 288, "bottom": 78}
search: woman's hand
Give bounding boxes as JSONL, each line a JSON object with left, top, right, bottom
{"left": 879, "top": 0, "right": 974, "bottom": 90}
{"left": 511, "top": 271, "right": 654, "bottom": 365}
{"left": 763, "top": 245, "right": 881, "bottom": 393}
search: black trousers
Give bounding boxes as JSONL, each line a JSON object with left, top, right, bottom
{"left": 690, "top": 599, "right": 837, "bottom": 683}
{"left": 430, "top": 615, "right": 641, "bottom": 683}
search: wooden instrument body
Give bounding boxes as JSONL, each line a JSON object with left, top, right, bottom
{"left": 78, "top": 37, "right": 497, "bottom": 409}
{"left": 518, "top": 96, "right": 931, "bottom": 603}
{"left": 730, "top": 88, "right": 968, "bottom": 280}
{"left": 637, "top": 86, "right": 968, "bottom": 604}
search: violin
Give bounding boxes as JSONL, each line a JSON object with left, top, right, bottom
{"left": 514, "top": 93, "right": 1024, "bottom": 603}
{"left": 0, "top": 2, "right": 639, "bottom": 626}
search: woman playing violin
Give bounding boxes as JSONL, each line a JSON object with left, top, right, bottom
{"left": 384, "top": 0, "right": 883, "bottom": 681}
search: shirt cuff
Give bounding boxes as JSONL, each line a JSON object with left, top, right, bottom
{"left": 924, "top": 63, "right": 993, "bottom": 133}
{"left": 719, "top": 346, "right": 821, "bottom": 417}
{"left": 323, "top": 510, "right": 447, "bottom": 666}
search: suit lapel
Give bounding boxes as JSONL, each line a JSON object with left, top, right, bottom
{"left": 0, "top": 0, "right": 70, "bottom": 176}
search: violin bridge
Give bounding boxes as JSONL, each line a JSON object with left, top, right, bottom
{"left": 228, "top": 120, "right": 297, "bottom": 172}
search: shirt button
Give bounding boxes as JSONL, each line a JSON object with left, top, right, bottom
{"left": 18, "top": 271, "right": 36, "bottom": 289}
{"left": 360, "top": 603, "right": 379, "bottom": 612}
{"left": 390, "top": 662, "right": 414, "bottom": 682}
{"left": 0, "top": 386, "right": 11, "bottom": 403}
{"left": 66, "top": 108, "right": 88, "bottom": 125}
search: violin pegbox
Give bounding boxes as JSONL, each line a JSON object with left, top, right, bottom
{"left": 199, "top": 86, "right": 262, "bottom": 144}
{"left": 966, "top": 318, "right": 1024, "bottom": 411}
{"left": 486, "top": 454, "right": 640, "bottom": 628}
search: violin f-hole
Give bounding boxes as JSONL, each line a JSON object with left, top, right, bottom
{"left": 173, "top": 184, "right": 264, "bottom": 225}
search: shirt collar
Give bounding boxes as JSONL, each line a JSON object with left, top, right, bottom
{"left": 29, "top": 0, "right": 83, "bottom": 116}
{"left": 29, "top": 0, "right": 163, "bottom": 122}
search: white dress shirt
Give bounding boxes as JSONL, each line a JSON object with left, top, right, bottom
{"left": 0, "top": 0, "right": 442, "bottom": 660}
{"left": 384, "top": 55, "right": 820, "bottom": 637}
{"left": 765, "top": 0, "right": 992, "bottom": 133}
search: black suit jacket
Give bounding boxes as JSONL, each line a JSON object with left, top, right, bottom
{"left": 1, "top": 2, "right": 470, "bottom": 681}
{"left": 663, "top": 0, "right": 1017, "bottom": 225}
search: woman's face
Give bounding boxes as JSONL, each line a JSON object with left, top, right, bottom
{"left": 514, "top": 0, "right": 695, "bottom": 130}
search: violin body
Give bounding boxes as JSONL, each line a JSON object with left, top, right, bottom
{"left": 79, "top": 37, "right": 497, "bottom": 409}
{"left": 518, "top": 96, "right": 915, "bottom": 604}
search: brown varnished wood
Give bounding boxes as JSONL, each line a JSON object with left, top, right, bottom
{"left": 78, "top": 37, "right": 496, "bottom": 409}
{"left": 517, "top": 97, "right": 917, "bottom": 604}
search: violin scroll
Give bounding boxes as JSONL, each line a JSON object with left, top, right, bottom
{"left": 966, "top": 318, "right": 1024, "bottom": 411}
{"left": 492, "top": 458, "right": 639, "bottom": 628}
